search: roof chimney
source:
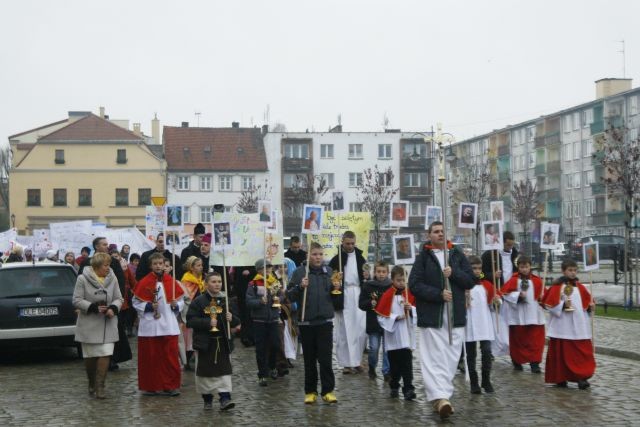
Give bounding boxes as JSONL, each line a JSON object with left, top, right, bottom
{"left": 262, "top": 124, "right": 269, "bottom": 135}
{"left": 595, "top": 78, "right": 632, "bottom": 99}
{"left": 232, "top": 121, "right": 240, "bottom": 129}
{"left": 99, "top": 106, "right": 105, "bottom": 118}
{"left": 133, "top": 123, "right": 142, "bottom": 136}
{"left": 181, "top": 121, "right": 189, "bottom": 128}
{"left": 151, "top": 113, "right": 160, "bottom": 144}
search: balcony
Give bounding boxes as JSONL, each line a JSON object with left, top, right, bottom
{"left": 498, "top": 144, "right": 509, "bottom": 156}
{"left": 282, "top": 157, "right": 312, "bottom": 171}
{"left": 541, "top": 189, "right": 560, "bottom": 201}
{"left": 535, "top": 164, "right": 546, "bottom": 175}
{"left": 534, "top": 136, "right": 546, "bottom": 148}
{"left": 608, "top": 210, "right": 625, "bottom": 225}
{"left": 592, "top": 213, "right": 607, "bottom": 226}
{"left": 282, "top": 187, "right": 308, "bottom": 199}
{"left": 591, "top": 183, "right": 606, "bottom": 195}
{"left": 591, "top": 150, "right": 604, "bottom": 166}
{"left": 408, "top": 216, "right": 425, "bottom": 228}
{"left": 401, "top": 186, "right": 431, "bottom": 198}
{"left": 401, "top": 156, "right": 430, "bottom": 170}
{"left": 498, "top": 170, "right": 510, "bottom": 182}
{"left": 590, "top": 120, "right": 604, "bottom": 135}
{"left": 606, "top": 115, "right": 623, "bottom": 129}
{"left": 544, "top": 132, "right": 561, "bottom": 146}
{"left": 547, "top": 160, "right": 561, "bottom": 174}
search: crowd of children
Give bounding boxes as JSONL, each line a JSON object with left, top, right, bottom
{"left": 84, "top": 228, "right": 597, "bottom": 421}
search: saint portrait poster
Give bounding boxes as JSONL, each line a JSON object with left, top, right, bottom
{"left": 458, "top": 202, "right": 478, "bottom": 230}
{"left": 393, "top": 234, "right": 415, "bottom": 265}
{"left": 165, "top": 205, "right": 184, "bottom": 230}
{"left": 389, "top": 201, "right": 409, "bottom": 228}
{"left": 540, "top": 222, "right": 560, "bottom": 250}
{"left": 258, "top": 200, "right": 272, "bottom": 224}
{"left": 266, "top": 210, "right": 279, "bottom": 234}
{"left": 490, "top": 201, "right": 504, "bottom": 222}
{"left": 424, "top": 206, "right": 442, "bottom": 230}
{"left": 332, "top": 191, "right": 345, "bottom": 212}
{"left": 301, "top": 204, "right": 324, "bottom": 235}
{"left": 481, "top": 220, "right": 503, "bottom": 251}
{"left": 583, "top": 241, "right": 600, "bottom": 271}
{"left": 212, "top": 220, "right": 232, "bottom": 250}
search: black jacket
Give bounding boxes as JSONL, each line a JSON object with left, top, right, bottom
{"left": 481, "top": 248, "right": 519, "bottom": 287}
{"left": 287, "top": 265, "right": 343, "bottom": 325}
{"left": 359, "top": 278, "right": 392, "bottom": 334}
{"left": 136, "top": 249, "right": 182, "bottom": 281}
{"left": 186, "top": 291, "right": 239, "bottom": 354}
{"left": 408, "top": 243, "right": 475, "bottom": 328}
{"left": 284, "top": 248, "right": 307, "bottom": 267}
{"left": 329, "top": 246, "right": 367, "bottom": 286}
{"left": 246, "top": 277, "right": 285, "bottom": 323}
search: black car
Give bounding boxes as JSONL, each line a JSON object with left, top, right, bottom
{"left": 570, "top": 235, "right": 639, "bottom": 261}
{"left": 0, "top": 262, "right": 78, "bottom": 351}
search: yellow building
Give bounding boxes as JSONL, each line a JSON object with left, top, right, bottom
{"left": 9, "top": 111, "right": 165, "bottom": 233}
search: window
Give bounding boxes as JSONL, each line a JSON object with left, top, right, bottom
{"left": 410, "top": 202, "right": 427, "bottom": 216}
{"left": 348, "top": 144, "right": 363, "bottom": 159}
{"left": 319, "top": 173, "right": 335, "bottom": 189}
{"left": 573, "top": 112, "right": 580, "bottom": 130}
{"left": 573, "top": 172, "right": 581, "bottom": 188}
{"left": 378, "top": 144, "right": 392, "bottom": 159}
{"left": 582, "top": 109, "right": 594, "bottom": 127}
{"left": 564, "top": 202, "right": 572, "bottom": 219}
{"left": 138, "top": 188, "right": 151, "bottom": 206}
{"left": 582, "top": 139, "right": 593, "bottom": 157}
{"left": 573, "top": 141, "right": 581, "bottom": 159}
{"left": 199, "top": 206, "right": 212, "bottom": 223}
{"left": 574, "top": 201, "right": 581, "bottom": 218}
{"left": 115, "top": 188, "right": 128, "bottom": 206}
{"left": 284, "top": 143, "right": 309, "bottom": 159}
{"left": 199, "top": 176, "right": 212, "bottom": 191}
{"left": 528, "top": 152, "right": 536, "bottom": 168}
{"left": 377, "top": 171, "right": 392, "bottom": 187}
{"left": 630, "top": 128, "right": 639, "bottom": 141}
{"left": 349, "top": 173, "right": 363, "bottom": 187}
{"left": 53, "top": 188, "right": 67, "bottom": 207}
{"left": 526, "top": 126, "right": 535, "bottom": 142}
{"left": 404, "top": 172, "right": 426, "bottom": 187}
{"left": 219, "top": 176, "right": 232, "bottom": 191}
{"left": 584, "top": 170, "right": 595, "bottom": 186}
{"left": 563, "top": 115, "right": 572, "bottom": 132}
{"left": 241, "top": 176, "right": 255, "bottom": 191}
{"left": 403, "top": 143, "right": 426, "bottom": 158}
{"left": 564, "top": 144, "right": 572, "bottom": 160}
{"left": 585, "top": 199, "right": 595, "bottom": 216}
{"left": 349, "top": 202, "right": 363, "bottom": 212}
{"left": 117, "top": 149, "right": 127, "bottom": 164}
{"left": 177, "top": 176, "right": 190, "bottom": 191}
{"left": 565, "top": 174, "right": 573, "bottom": 189}
{"left": 55, "top": 149, "right": 65, "bottom": 164}
{"left": 630, "top": 96, "right": 639, "bottom": 116}
{"left": 182, "top": 206, "right": 191, "bottom": 224}
{"left": 78, "top": 189, "right": 92, "bottom": 207}
{"left": 27, "top": 189, "right": 41, "bottom": 207}
{"left": 284, "top": 174, "right": 298, "bottom": 189}
{"left": 320, "top": 144, "right": 334, "bottom": 159}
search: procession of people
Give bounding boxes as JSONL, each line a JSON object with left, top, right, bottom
{"left": 60, "top": 204, "right": 598, "bottom": 422}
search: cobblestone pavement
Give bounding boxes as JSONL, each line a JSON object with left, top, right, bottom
{"left": 2, "top": 335, "right": 640, "bottom": 427}
{"left": 594, "top": 317, "right": 640, "bottom": 360}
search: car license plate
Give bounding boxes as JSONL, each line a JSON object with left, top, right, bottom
{"left": 20, "top": 306, "right": 59, "bottom": 317}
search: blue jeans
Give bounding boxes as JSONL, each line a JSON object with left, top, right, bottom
{"left": 368, "top": 333, "right": 389, "bottom": 375}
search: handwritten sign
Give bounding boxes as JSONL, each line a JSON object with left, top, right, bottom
{"left": 309, "top": 212, "right": 371, "bottom": 261}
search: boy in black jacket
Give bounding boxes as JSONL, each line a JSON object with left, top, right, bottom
{"left": 287, "top": 242, "right": 343, "bottom": 404}
{"left": 359, "top": 261, "right": 392, "bottom": 380}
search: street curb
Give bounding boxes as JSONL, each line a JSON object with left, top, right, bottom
{"left": 596, "top": 345, "right": 640, "bottom": 361}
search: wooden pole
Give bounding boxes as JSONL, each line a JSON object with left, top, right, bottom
{"left": 437, "top": 138, "right": 453, "bottom": 345}
{"left": 490, "top": 249, "right": 499, "bottom": 332}
{"left": 589, "top": 271, "right": 595, "bottom": 352}
{"left": 541, "top": 251, "right": 549, "bottom": 301}
{"left": 222, "top": 247, "right": 231, "bottom": 339}
{"left": 301, "top": 234, "right": 311, "bottom": 322}
{"left": 172, "top": 232, "right": 176, "bottom": 301}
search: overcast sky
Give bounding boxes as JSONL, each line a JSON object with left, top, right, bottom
{"left": 1, "top": 0, "right": 638, "bottom": 146}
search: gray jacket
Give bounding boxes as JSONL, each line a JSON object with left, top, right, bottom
{"left": 72, "top": 267, "right": 123, "bottom": 344}
{"left": 287, "top": 265, "right": 343, "bottom": 325}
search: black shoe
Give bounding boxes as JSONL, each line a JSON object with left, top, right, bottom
{"left": 383, "top": 374, "right": 391, "bottom": 382}
{"left": 368, "top": 368, "right": 377, "bottom": 380}
{"left": 403, "top": 390, "right": 416, "bottom": 401}
{"left": 530, "top": 363, "right": 541, "bottom": 374}
{"left": 578, "top": 380, "right": 590, "bottom": 390}
{"left": 287, "top": 359, "right": 295, "bottom": 368}
{"left": 220, "top": 399, "right": 235, "bottom": 411}
{"left": 184, "top": 362, "right": 193, "bottom": 371}
{"left": 270, "top": 369, "right": 278, "bottom": 380}
{"left": 481, "top": 370, "right": 494, "bottom": 393}
{"left": 203, "top": 401, "right": 213, "bottom": 411}
{"left": 390, "top": 389, "right": 400, "bottom": 398}
{"left": 556, "top": 381, "right": 568, "bottom": 388}
{"left": 160, "top": 389, "right": 180, "bottom": 396}
{"left": 258, "top": 377, "right": 268, "bottom": 387}
{"left": 108, "top": 360, "right": 119, "bottom": 371}
{"left": 513, "top": 362, "right": 523, "bottom": 371}
{"left": 277, "top": 369, "right": 289, "bottom": 377}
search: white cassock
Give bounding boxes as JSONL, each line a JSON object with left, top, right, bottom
{"left": 334, "top": 251, "right": 367, "bottom": 368}
{"left": 417, "top": 248, "right": 464, "bottom": 402}
{"left": 465, "top": 285, "right": 495, "bottom": 342}
{"left": 547, "top": 286, "right": 591, "bottom": 339}
{"left": 377, "top": 295, "right": 416, "bottom": 351}
{"left": 133, "top": 283, "right": 183, "bottom": 337}
{"left": 283, "top": 319, "right": 298, "bottom": 359}
{"left": 503, "top": 278, "right": 545, "bottom": 326}
{"left": 491, "top": 251, "right": 513, "bottom": 356}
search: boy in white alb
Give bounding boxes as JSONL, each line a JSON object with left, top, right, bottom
{"left": 542, "top": 259, "right": 596, "bottom": 389}
{"left": 375, "top": 266, "right": 416, "bottom": 400}
{"left": 465, "top": 256, "right": 500, "bottom": 394}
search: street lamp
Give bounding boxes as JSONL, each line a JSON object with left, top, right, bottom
{"left": 10, "top": 213, "right": 15, "bottom": 228}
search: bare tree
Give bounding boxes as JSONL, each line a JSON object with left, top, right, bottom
{"left": 596, "top": 124, "right": 640, "bottom": 306}
{"left": 449, "top": 153, "right": 496, "bottom": 252}
{"left": 0, "top": 146, "right": 11, "bottom": 230}
{"left": 357, "top": 165, "right": 399, "bottom": 259}
{"left": 283, "top": 173, "right": 330, "bottom": 221}
{"left": 511, "top": 178, "right": 540, "bottom": 256}
{"left": 235, "top": 182, "right": 272, "bottom": 214}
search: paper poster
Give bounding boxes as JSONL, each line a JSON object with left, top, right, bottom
{"left": 458, "top": 203, "right": 478, "bottom": 229}
{"left": 583, "top": 241, "right": 600, "bottom": 271}
{"left": 389, "top": 201, "right": 409, "bottom": 228}
{"left": 540, "top": 222, "right": 560, "bottom": 250}
{"left": 0, "top": 228, "right": 18, "bottom": 256}
{"left": 307, "top": 212, "right": 372, "bottom": 262}
{"left": 481, "top": 221, "right": 503, "bottom": 251}
{"left": 145, "top": 205, "right": 166, "bottom": 241}
{"left": 393, "top": 234, "right": 415, "bottom": 265}
{"left": 50, "top": 220, "right": 93, "bottom": 256}
{"left": 301, "top": 204, "right": 324, "bottom": 235}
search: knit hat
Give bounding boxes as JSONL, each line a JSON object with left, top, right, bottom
{"left": 194, "top": 223, "right": 206, "bottom": 236}
{"left": 108, "top": 243, "right": 117, "bottom": 252}
{"left": 46, "top": 249, "right": 57, "bottom": 260}
{"left": 254, "top": 258, "right": 272, "bottom": 271}
{"left": 202, "top": 233, "right": 212, "bottom": 244}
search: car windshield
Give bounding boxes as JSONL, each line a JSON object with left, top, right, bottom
{"left": 0, "top": 267, "right": 76, "bottom": 298}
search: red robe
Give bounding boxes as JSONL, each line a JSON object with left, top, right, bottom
{"left": 502, "top": 273, "right": 545, "bottom": 364}
{"left": 542, "top": 280, "right": 596, "bottom": 383}
{"left": 134, "top": 272, "right": 184, "bottom": 303}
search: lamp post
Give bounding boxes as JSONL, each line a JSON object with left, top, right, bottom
{"left": 10, "top": 213, "right": 15, "bottom": 229}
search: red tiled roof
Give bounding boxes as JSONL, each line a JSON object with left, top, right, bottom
{"left": 38, "top": 114, "right": 143, "bottom": 142}
{"left": 8, "top": 119, "right": 68, "bottom": 139}
{"left": 163, "top": 126, "right": 268, "bottom": 171}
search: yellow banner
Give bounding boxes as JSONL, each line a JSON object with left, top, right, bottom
{"left": 307, "top": 212, "right": 372, "bottom": 261}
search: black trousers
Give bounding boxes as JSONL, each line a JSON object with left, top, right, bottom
{"left": 465, "top": 340, "right": 492, "bottom": 372}
{"left": 388, "top": 348, "right": 414, "bottom": 392}
{"left": 299, "top": 323, "right": 335, "bottom": 395}
{"left": 253, "top": 322, "right": 281, "bottom": 378}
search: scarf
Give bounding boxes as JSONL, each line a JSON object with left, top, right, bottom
{"left": 181, "top": 271, "right": 205, "bottom": 294}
